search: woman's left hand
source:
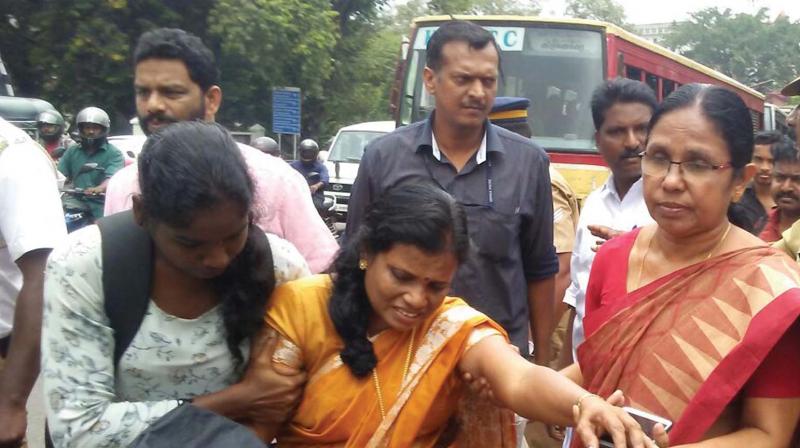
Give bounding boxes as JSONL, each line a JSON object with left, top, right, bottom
{"left": 652, "top": 423, "right": 670, "bottom": 448}
{"left": 573, "top": 395, "right": 655, "bottom": 448}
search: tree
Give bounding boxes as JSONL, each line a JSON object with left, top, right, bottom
{"left": 0, "top": 0, "right": 409, "bottom": 139}
{"left": 427, "top": 0, "right": 540, "bottom": 16}
{"left": 208, "top": 0, "right": 339, "bottom": 136}
{"left": 664, "top": 8, "right": 800, "bottom": 93}
{"left": 564, "top": 0, "right": 627, "bottom": 27}
{"left": 0, "top": 0, "right": 215, "bottom": 133}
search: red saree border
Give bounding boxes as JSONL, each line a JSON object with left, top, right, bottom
{"left": 670, "top": 288, "right": 800, "bottom": 441}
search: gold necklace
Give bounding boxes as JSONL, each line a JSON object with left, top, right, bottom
{"left": 635, "top": 223, "right": 732, "bottom": 289}
{"left": 372, "top": 327, "right": 416, "bottom": 420}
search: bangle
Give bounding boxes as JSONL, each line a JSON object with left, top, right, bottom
{"left": 177, "top": 397, "right": 194, "bottom": 406}
{"left": 575, "top": 393, "right": 600, "bottom": 413}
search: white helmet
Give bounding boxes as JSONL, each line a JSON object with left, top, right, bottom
{"left": 76, "top": 106, "right": 110, "bottom": 149}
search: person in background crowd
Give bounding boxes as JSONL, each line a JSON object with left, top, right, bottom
{"left": 0, "top": 117, "right": 66, "bottom": 447}
{"left": 564, "top": 83, "right": 800, "bottom": 447}
{"left": 289, "top": 139, "right": 329, "bottom": 210}
{"left": 36, "top": 109, "right": 72, "bottom": 160}
{"left": 769, "top": 74, "right": 800, "bottom": 259}
{"left": 736, "top": 131, "right": 782, "bottom": 234}
{"left": 103, "top": 28, "right": 337, "bottom": 273}
{"left": 562, "top": 78, "right": 656, "bottom": 364}
{"left": 42, "top": 122, "right": 310, "bottom": 447}
{"left": 252, "top": 136, "right": 281, "bottom": 158}
{"left": 58, "top": 106, "right": 124, "bottom": 220}
{"left": 758, "top": 138, "right": 800, "bottom": 242}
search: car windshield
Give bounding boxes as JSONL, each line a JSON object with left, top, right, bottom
{"left": 328, "top": 131, "right": 386, "bottom": 162}
{"left": 399, "top": 24, "right": 605, "bottom": 153}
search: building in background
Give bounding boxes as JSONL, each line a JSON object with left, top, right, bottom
{"left": 630, "top": 22, "right": 683, "bottom": 45}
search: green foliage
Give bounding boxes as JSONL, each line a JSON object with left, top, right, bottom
{"left": 427, "top": 0, "right": 540, "bottom": 16}
{"left": 664, "top": 8, "right": 800, "bottom": 93}
{"left": 0, "top": 0, "right": 551, "bottom": 140}
{"left": 564, "top": 0, "right": 628, "bottom": 27}
{"left": 320, "top": 26, "right": 400, "bottom": 137}
{"left": 0, "top": 0, "right": 213, "bottom": 132}
{"left": 208, "top": 0, "right": 339, "bottom": 133}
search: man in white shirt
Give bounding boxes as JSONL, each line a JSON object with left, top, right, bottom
{"left": 0, "top": 117, "right": 67, "bottom": 446}
{"left": 563, "top": 78, "right": 658, "bottom": 360}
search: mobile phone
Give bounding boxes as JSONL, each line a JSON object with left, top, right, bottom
{"left": 598, "top": 406, "right": 672, "bottom": 447}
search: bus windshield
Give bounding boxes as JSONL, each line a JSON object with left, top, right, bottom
{"left": 399, "top": 24, "right": 605, "bottom": 152}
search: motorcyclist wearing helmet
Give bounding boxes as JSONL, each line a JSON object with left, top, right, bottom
{"left": 36, "top": 109, "right": 74, "bottom": 159}
{"left": 57, "top": 106, "right": 124, "bottom": 219}
{"left": 290, "top": 138, "right": 329, "bottom": 209}
{"left": 252, "top": 136, "right": 281, "bottom": 158}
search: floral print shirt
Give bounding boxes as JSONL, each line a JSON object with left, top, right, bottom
{"left": 42, "top": 225, "right": 310, "bottom": 447}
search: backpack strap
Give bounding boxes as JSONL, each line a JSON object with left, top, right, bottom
{"left": 97, "top": 210, "right": 154, "bottom": 367}
{"left": 252, "top": 227, "right": 276, "bottom": 294}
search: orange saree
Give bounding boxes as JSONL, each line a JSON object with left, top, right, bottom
{"left": 577, "top": 230, "right": 800, "bottom": 444}
{"left": 263, "top": 275, "right": 516, "bottom": 447}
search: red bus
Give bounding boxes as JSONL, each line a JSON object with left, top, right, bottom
{"left": 390, "top": 16, "right": 765, "bottom": 198}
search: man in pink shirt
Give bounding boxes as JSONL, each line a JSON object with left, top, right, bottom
{"left": 105, "top": 28, "right": 337, "bottom": 273}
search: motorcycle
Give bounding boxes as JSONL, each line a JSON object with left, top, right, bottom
{"left": 307, "top": 171, "right": 339, "bottom": 238}
{"left": 61, "top": 163, "right": 106, "bottom": 232}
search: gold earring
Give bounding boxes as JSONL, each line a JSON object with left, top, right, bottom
{"left": 359, "top": 259, "right": 368, "bottom": 270}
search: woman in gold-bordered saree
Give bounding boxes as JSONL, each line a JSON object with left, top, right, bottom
{"left": 264, "top": 275, "right": 516, "bottom": 447}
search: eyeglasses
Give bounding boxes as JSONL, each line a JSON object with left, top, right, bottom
{"left": 639, "top": 152, "right": 732, "bottom": 182}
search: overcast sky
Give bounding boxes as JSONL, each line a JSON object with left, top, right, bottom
{"left": 538, "top": 0, "right": 800, "bottom": 24}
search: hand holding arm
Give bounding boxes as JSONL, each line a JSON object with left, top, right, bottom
{"left": 587, "top": 224, "right": 624, "bottom": 252}
{"left": 226, "top": 329, "right": 306, "bottom": 441}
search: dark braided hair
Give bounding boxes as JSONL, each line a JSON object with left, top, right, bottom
{"left": 138, "top": 121, "right": 273, "bottom": 365}
{"left": 329, "top": 182, "right": 471, "bottom": 377}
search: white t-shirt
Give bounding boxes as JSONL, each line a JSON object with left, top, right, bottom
{"left": 563, "top": 176, "right": 653, "bottom": 352}
{"left": 0, "top": 118, "right": 66, "bottom": 338}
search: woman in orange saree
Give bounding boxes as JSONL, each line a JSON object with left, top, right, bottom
{"left": 265, "top": 277, "right": 515, "bottom": 447}
{"left": 249, "top": 183, "right": 658, "bottom": 448}
{"left": 567, "top": 84, "right": 800, "bottom": 447}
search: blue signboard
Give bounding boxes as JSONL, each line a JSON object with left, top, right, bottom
{"left": 272, "top": 87, "right": 301, "bottom": 135}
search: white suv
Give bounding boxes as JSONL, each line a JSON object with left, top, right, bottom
{"left": 323, "top": 121, "right": 395, "bottom": 219}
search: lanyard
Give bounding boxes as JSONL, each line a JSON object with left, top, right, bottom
{"left": 486, "top": 158, "right": 494, "bottom": 207}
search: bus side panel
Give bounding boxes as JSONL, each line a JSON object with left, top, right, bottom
{"left": 548, "top": 152, "right": 610, "bottom": 201}
{"left": 610, "top": 35, "right": 764, "bottom": 114}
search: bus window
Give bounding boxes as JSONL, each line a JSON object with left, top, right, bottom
{"left": 662, "top": 79, "right": 676, "bottom": 98}
{"left": 626, "top": 66, "right": 642, "bottom": 82}
{"left": 399, "top": 49, "right": 422, "bottom": 126}
{"left": 645, "top": 73, "right": 658, "bottom": 96}
{"left": 400, "top": 25, "right": 604, "bottom": 152}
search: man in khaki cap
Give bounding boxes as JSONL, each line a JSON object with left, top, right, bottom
{"left": 773, "top": 76, "right": 800, "bottom": 259}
